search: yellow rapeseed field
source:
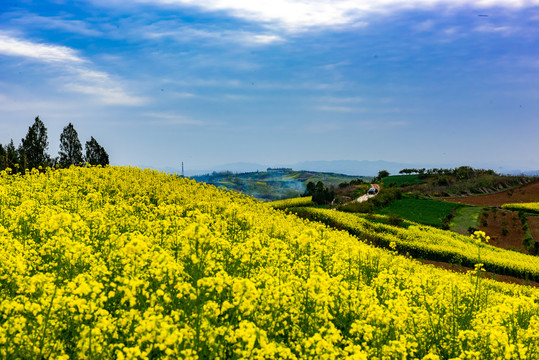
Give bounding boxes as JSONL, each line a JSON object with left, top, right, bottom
{"left": 502, "top": 202, "right": 539, "bottom": 214}
{"left": 0, "top": 166, "right": 538, "bottom": 359}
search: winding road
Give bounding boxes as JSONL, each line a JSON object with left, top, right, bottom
{"left": 355, "top": 184, "right": 380, "bottom": 203}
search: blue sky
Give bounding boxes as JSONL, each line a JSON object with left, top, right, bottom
{"left": 1, "top": 0, "right": 539, "bottom": 174}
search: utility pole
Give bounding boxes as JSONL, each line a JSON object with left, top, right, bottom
{"left": 182, "top": 162, "right": 184, "bottom": 177}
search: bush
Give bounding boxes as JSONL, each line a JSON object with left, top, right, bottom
{"left": 387, "top": 213, "right": 404, "bottom": 227}
{"left": 523, "top": 237, "right": 535, "bottom": 252}
{"left": 468, "top": 227, "right": 479, "bottom": 235}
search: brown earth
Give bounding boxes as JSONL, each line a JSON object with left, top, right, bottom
{"left": 477, "top": 209, "right": 528, "bottom": 252}
{"left": 444, "top": 180, "right": 539, "bottom": 207}
{"left": 419, "top": 260, "right": 539, "bottom": 288}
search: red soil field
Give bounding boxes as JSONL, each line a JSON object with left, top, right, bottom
{"left": 444, "top": 180, "right": 539, "bottom": 207}
{"left": 477, "top": 209, "right": 527, "bottom": 252}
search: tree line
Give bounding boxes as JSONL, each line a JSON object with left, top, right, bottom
{"left": 399, "top": 166, "right": 497, "bottom": 179}
{"left": 0, "top": 116, "right": 109, "bottom": 173}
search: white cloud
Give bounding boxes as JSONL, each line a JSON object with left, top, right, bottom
{"left": 171, "top": 91, "right": 197, "bottom": 98}
{"left": 0, "top": 32, "right": 146, "bottom": 106}
{"left": 6, "top": 12, "right": 103, "bottom": 37}
{"left": 95, "top": 0, "right": 539, "bottom": 32}
{"left": 142, "top": 23, "right": 284, "bottom": 46}
{"left": 142, "top": 112, "right": 205, "bottom": 126}
{"left": 323, "top": 96, "right": 363, "bottom": 103}
{"left": 473, "top": 24, "right": 515, "bottom": 34}
{"left": 316, "top": 105, "right": 357, "bottom": 112}
{"left": 0, "top": 32, "right": 84, "bottom": 63}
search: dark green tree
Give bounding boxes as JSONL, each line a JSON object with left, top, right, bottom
{"left": 454, "top": 166, "right": 474, "bottom": 180}
{"left": 85, "top": 136, "right": 109, "bottom": 166}
{"left": 0, "top": 139, "right": 21, "bottom": 172}
{"left": 378, "top": 170, "right": 390, "bottom": 179}
{"left": 6, "top": 140, "right": 19, "bottom": 170}
{"left": 59, "top": 123, "right": 83, "bottom": 167}
{"left": 311, "top": 181, "right": 335, "bottom": 205}
{"left": 20, "top": 116, "right": 51, "bottom": 170}
{"left": 304, "top": 181, "right": 316, "bottom": 196}
{"left": 0, "top": 144, "right": 5, "bottom": 170}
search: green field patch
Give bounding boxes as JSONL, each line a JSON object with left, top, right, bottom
{"left": 450, "top": 206, "right": 482, "bottom": 235}
{"left": 378, "top": 196, "right": 462, "bottom": 227}
{"left": 381, "top": 174, "right": 426, "bottom": 187}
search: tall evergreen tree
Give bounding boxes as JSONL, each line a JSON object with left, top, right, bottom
{"left": 59, "top": 123, "right": 83, "bottom": 167}
{"left": 85, "top": 136, "right": 109, "bottom": 166}
{"left": 20, "top": 116, "right": 50, "bottom": 170}
{"left": 5, "top": 140, "right": 20, "bottom": 172}
{"left": 0, "top": 144, "right": 5, "bottom": 170}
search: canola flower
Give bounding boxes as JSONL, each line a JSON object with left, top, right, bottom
{"left": 290, "top": 207, "right": 539, "bottom": 281}
{"left": 267, "top": 196, "right": 314, "bottom": 210}
{"left": 0, "top": 166, "right": 538, "bottom": 359}
{"left": 502, "top": 202, "right": 539, "bottom": 214}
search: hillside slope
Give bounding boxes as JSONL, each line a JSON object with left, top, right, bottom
{"left": 1, "top": 166, "right": 538, "bottom": 359}
{"left": 193, "top": 169, "right": 364, "bottom": 201}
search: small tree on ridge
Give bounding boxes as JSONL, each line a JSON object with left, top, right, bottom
{"left": 85, "top": 136, "right": 109, "bottom": 166}
{"left": 59, "top": 123, "right": 83, "bottom": 167}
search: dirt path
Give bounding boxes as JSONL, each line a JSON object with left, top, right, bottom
{"left": 355, "top": 184, "right": 379, "bottom": 203}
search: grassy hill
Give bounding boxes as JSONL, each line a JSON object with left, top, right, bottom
{"left": 193, "top": 169, "right": 367, "bottom": 201}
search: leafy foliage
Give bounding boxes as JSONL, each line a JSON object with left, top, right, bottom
{"left": 20, "top": 116, "right": 51, "bottom": 170}
{"left": 85, "top": 136, "right": 109, "bottom": 166}
{"left": 304, "top": 181, "right": 334, "bottom": 205}
{"left": 58, "top": 123, "right": 84, "bottom": 167}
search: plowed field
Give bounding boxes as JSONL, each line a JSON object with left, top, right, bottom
{"left": 444, "top": 180, "right": 539, "bottom": 207}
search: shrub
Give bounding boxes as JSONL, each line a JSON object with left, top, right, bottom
{"left": 387, "top": 213, "right": 404, "bottom": 227}
{"left": 468, "top": 227, "right": 479, "bottom": 235}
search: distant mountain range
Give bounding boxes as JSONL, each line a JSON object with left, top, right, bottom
{"left": 156, "top": 160, "right": 539, "bottom": 178}
{"left": 181, "top": 160, "right": 418, "bottom": 177}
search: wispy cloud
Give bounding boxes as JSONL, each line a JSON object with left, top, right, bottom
{"left": 0, "top": 32, "right": 146, "bottom": 106}
{"left": 4, "top": 12, "right": 103, "bottom": 37}
{"left": 315, "top": 105, "right": 357, "bottom": 112}
{"left": 90, "top": 0, "right": 539, "bottom": 32}
{"left": 473, "top": 24, "right": 515, "bottom": 35}
{"left": 0, "top": 32, "right": 84, "bottom": 63}
{"left": 142, "top": 22, "right": 284, "bottom": 46}
{"left": 142, "top": 112, "right": 206, "bottom": 126}
{"left": 62, "top": 68, "right": 147, "bottom": 106}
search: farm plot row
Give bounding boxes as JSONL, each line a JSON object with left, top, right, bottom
{"left": 290, "top": 207, "right": 539, "bottom": 281}
{"left": 503, "top": 202, "right": 539, "bottom": 214}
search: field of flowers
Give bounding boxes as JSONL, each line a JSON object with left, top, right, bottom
{"left": 267, "top": 196, "right": 314, "bottom": 210}
{"left": 290, "top": 207, "right": 539, "bottom": 281}
{"left": 503, "top": 202, "right": 539, "bottom": 214}
{"left": 1, "top": 166, "right": 539, "bottom": 359}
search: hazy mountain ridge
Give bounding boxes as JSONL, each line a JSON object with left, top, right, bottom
{"left": 157, "top": 160, "right": 539, "bottom": 178}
